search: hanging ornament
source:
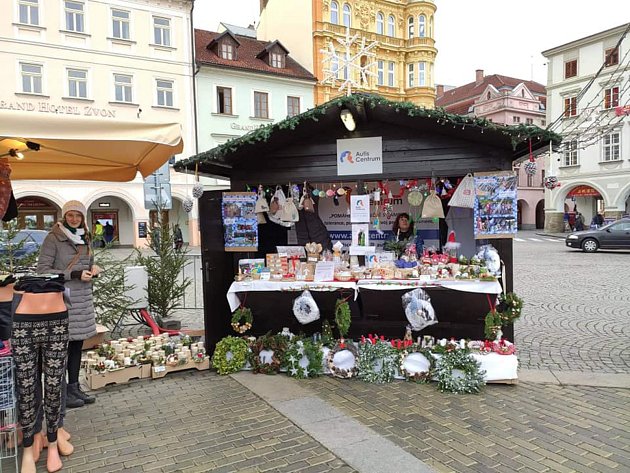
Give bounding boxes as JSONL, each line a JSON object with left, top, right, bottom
{"left": 524, "top": 160, "right": 537, "bottom": 176}
{"left": 182, "top": 197, "right": 193, "bottom": 213}
{"left": 543, "top": 176, "right": 560, "bottom": 190}
{"left": 192, "top": 182, "right": 204, "bottom": 199}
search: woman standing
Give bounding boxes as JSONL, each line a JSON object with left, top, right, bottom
{"left": 36, "top": 201, "right": 101, "bottom": 445}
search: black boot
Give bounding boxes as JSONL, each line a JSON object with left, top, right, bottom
{"left": 76, "top": 384, "right": 96, "bottom": 404}
{"left": 66, "top": 383, "right": 85, "bottom": 408}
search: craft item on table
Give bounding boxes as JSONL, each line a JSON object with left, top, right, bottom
{"left": 250, "top": 334, "right": 288, "bottom": 375}
{"left": 285, "top": 338, "right": 323, "bottom": 379}
{"left": 327, "top": 339, "right": 358, "bottom": 378}
{"left": 332, "top": 241, "right": 344, "bottom": 261}
{"left": 467, "top": 340, "right": 493, "bottom": 354}
{"left": 492, "top": 339, "right": 516, "bottom": 355}
{"left": 266, "top": 253, "right": 289, "bottom": 275}
{"left": 279, "top": 327, "right": 295, "bottom": 340}
{"left": 401, "top": 288, "right": 438, "bottom": 332}
{"left": 293, "top": 290, "right": 320, "bottom": 325}
{"left": 421, "top": 190, "right": 445, "bottom": 218}
{"left": 443, "top": 231, "right": 460, "bottom": 263}
{"left": 305, "top": 242, "right": 323, "bottom": 262}
{"left": 430, "top": 338, "right": 461, "bottom": 354}
{"left": 212, "top": 336, "right": 249, "bottom": 375}
{"left": 255, "top": 185, "right": 270, "bottom": 213}
{"left": 476, "top": 245, "right": 501, "bottom": 276}
{"left": 434, "top": 350, "right": 486, "bottom": 394}
{"left": 357, "top": 336, "right": 396, "bottom": 384}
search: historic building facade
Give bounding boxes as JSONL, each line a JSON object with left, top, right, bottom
{"left": 436, "top": 70, "right": 548, "bottom": 229}
{"left": 257, "top": 0, "right": 437, "bottom": 107}
{"left": 542, "top": 23, "right": 630, "bottom": 232}
{"left": 2, "top": 0, "right": 202, "bottom": 246}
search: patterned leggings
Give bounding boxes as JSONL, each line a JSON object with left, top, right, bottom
{"left": 11, "top": 312, "right": 69, "bottom": 448}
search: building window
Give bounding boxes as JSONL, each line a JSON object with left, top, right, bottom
{"left": 418, "top": 14, "right": 426, "bottom": 37}
{"left": 114, "top": 73, "right": 132, "bottom": 102}
{"left": 541, "top": 169, "right": 545, "bottom": 187}
{"left": 67, "top": 68, "right": 87, "bottom": 98}
{"left": 407, "top": 63, "right": 414, "bottom": 87}
{"left": 605, "top": 47, "right": 619, "bottom": 67}
{"left": 156, "top": 79, "right": 173, "bottom": 107}
{"left": 377, "top": 60, "right": 384, "bottom": 86}
{"left": 417, "top": 62, "right": 426, "bottom": 86}
{"left": 20, "top": 62, "right": 42, "bottom": 94}
{"left": 563, "top": 140, "right": 578, "bottom": 166}
{"left": 287, "top": 96, "right": 300, "bottom": 117}
{"left": 513, "top": 116, "right": 521, "bottom": 123}
{"left": 429, "top": 16, "right": 433, "bottom": 37}
{"left": 64, "top": 1, "right": 84, "bottom": 32}
{"left": 220, "top": 42, "right": 234, "bottom": 60}
{"left": 254, "top": 91, "right": 269, "bottom": 118}
{"left": 330, "top": 1, "right": 338, "bottom": 24}
{"left": 387, "top": 15, "right": 395, "bottom": 36}
{"left": 376, "top": 12, "right": 384, "bottom": 34}
{"left": 541, "top": 119, "right": 546, "bottom": 126}
{"left": 153, "top": 17, "right": 171, "bottom": 46}
{"left": 527, "top": 173, "right": 534, "bottom": 187}
{"left": 564, "top": 59, "right": 577, "bottom": 78}
{"left": 602, "top": 132, "right": 620, "bottom": 161}
{"left": 486, "top": 91, "right": 491, "bottom": 100}
{"left": 19, "top": 0, "right": 39, "bottom": 25}
{"left": 270, "top": 52, "right": 284, "bottom": 68}
{"left": 564, "top": 97, "right": 577, "bottom": 117}
{"left": 112, "top": 9, "right": 130, "bottom": 40}
{"left": 217, "top": 87, "right": 232, "bottom": 114}
{"left": 342, "top": 4, "right": 351, "bottom": 28}
{"left": 525, "top": 118, "right": 533, "bottom": 124}
{"left": 407, "top": 16, "right": 414, "bottom": 39}
{"left": 604, "top": 86, "right": 619, "bottom": 109}
{"left": 388, "top": 61, "right": 395, "bottom": 87}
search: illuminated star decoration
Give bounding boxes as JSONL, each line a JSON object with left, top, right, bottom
{"left": 320, "top": 27, "right": 379, "bottom": 96}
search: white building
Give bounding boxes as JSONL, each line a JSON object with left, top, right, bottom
{"left": 194, "top": 27, "right": 316, "bottom": 152}
{"left": 1, "top": 0, "right": 203, "bottom": 246}
{"left": 542, "top": 23, "right": 630, "bottom": 232}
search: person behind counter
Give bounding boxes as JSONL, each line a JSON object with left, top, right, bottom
{"left": 391, "top": 212, "right": 424, "bottom": 252}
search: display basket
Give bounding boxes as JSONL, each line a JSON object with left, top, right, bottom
{"left": 0, "top": 355, "right": 19, "bottom": 472}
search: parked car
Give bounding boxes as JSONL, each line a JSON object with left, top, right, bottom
{"left": 565, "top": 218, "right": 630, "bottom": 252}
{"left": 0, "top": 229, "right": 48, "bottom": 260}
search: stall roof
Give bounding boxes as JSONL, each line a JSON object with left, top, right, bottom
{"left": 175, "top": 94, "right": 560, "bottom": 179}
{"left": 1, "top": 111, "right": 183, "bottom": 181}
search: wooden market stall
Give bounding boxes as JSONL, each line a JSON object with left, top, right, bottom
{"left": 175, "top": 94, "right": 559, "bottom": 351}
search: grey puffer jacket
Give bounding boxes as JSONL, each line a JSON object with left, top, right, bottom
{"left": 37, "top": 223, "right": 96, "bottom": 341}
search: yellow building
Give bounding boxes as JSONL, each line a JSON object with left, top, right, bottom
{"left": 257, "top": 0, "right": 437, "bottom": 107}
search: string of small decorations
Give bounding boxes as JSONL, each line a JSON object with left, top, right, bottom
{"left": 211, "top": 336, "right": 249, "bottom": 375}
{"left": 284, "top": 338, "right": 323, "bottom": 379}
{"left": 357, "top": 335, "right": 396, "bottom": 384}
{"left": 434, "top": 350, "right": 486, "bottom": 394}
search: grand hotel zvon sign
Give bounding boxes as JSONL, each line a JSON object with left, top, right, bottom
{"left": 0, "top": 99, "right": 117, "bottom": 118}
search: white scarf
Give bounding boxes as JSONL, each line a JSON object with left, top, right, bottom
{"left": 60, "top": 223, "right": 86, "bottom": 246}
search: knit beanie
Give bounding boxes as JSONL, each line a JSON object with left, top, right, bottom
{"left": 62, "top": 200, "right": 87, "bottom": 218}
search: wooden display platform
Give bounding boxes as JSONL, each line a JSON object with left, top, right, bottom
{"left": 86, "top": 364, "right": 152, "bottom": 390}
{"left": 151, "top": 359, "right": 210, "bottom": 379}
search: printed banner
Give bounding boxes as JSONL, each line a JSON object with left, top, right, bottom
{"left": 337, "top": 137, "right": 383, "bottom": 176}
{"left": 473, "top": 172, "right": 518, "bottom": 239}
{"left": 222, "top": 192, "right": 258, "bottom": 251}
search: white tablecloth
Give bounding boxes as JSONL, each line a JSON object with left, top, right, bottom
{"left": 227, "top": 280, "right": 357, "bottom": 312}
{"left": 356, "top": 279, "right": 502, "bottom": 294}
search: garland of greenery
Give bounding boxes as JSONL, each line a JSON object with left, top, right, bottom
{"left": 326, "top": 340, "right": 358, "bottom": 378}
{"left": 174, "top": 94, "right": 562, "bottom": 172}
{"left": 211, "top": 336, "right": 249, "bottom": 375}
{"left": 284, "top": 338, "right": 323, "bottom": 379}
{"left": 231, "top": 306, "right": 253, "bottom": 334}
{"left": 397, "top": 345, "right": 434, "bottom": 383}
{"left": 250, "top": 333, "right": 288, "bottom": 375}
{"left": 357, "top": 339, "right": 396, "bottom": 384}
{"left": 434, "top": 350, "right": 486, "bottom": 394}
{"left": 334, "top": 299, "right": 351, "bottom": 339}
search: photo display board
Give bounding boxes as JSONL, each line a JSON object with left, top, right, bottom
{"left": 222, "top": 192, "right": 258, "bottom": 251}
{"left": 473, "top": 172, "right": 518, "bottom": 239}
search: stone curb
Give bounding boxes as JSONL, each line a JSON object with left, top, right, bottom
{"left": 535, "top": 232, "right": 567, "bottom": 239}
{"left": 518, "top": 368, "right": 630, "bottom": 388}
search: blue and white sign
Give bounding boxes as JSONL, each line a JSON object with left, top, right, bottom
{"left": 336, "top": 137, "right": 383, "bottom": 176}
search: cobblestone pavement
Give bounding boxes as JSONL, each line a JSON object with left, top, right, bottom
{"left": 513, "top": 231, "right": 630, "bottom": 373}
{"left": 301, "top": 376, "right": 630, "bottom": 473}
{"left": 55, "top": 371, "right": 355, "bottom": 473}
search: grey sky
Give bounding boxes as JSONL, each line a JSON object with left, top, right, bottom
{"left": 193, "top": 0, "right": 630, "bottom": 86}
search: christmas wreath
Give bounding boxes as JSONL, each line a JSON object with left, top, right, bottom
{"left": 250, "top": 333, "right": 288, "bottom": 375}
{"left": 326, "top": 339, "right": 358, "bottom": 378}
{"left": 212, "top": 336, "right": 249, "bottom": 375}
{"left": 231, "top": 306, "right": 253, "bottom": 334}
{"left": 284, "top": 338, "right": 323, "bottom": 379}
{"left": 434, "top": 350, "right": 486, "bottom": 394}
{"left": 357, "top": 336, "right": 396, "bottom": 384}
{"left": 496, "top": 292, "right": 524, "bottom": 325}
{"left": 396, "top": 343, "right": 434, "bottom": 383}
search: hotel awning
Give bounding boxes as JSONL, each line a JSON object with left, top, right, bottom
{"left": 0, "top": 111, "right": 183, "bottom": 182}
{"left": 567, "top": 185, "right": 601, "bottom": 198}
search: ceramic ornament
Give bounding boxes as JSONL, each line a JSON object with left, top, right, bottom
{"left": 192, "top": 182, "right": 204, "bottom": 198}
{"left": 182, "top": 197, "right": 193, "bottom": 213}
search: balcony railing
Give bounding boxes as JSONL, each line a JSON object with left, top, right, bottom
{"left": 315, "top": 22, "right": 404, "bottom": 48}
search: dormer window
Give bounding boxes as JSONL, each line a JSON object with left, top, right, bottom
{"left": 220, "top": 42, "right": 234, "bottom": 60}
{"left": 270, "top": 52, "right": 284, "bottom": 68}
